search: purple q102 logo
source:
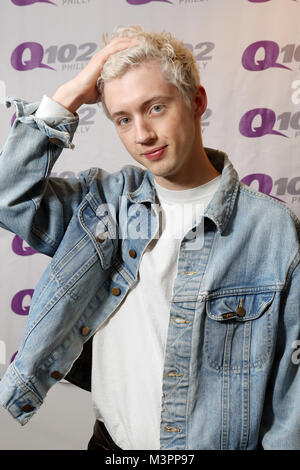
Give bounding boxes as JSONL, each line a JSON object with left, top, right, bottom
{"left": 11, "top": 0, "right": 57, "bottom": 5}
{"left": 11, "top": 42, "right": 55, "bottom": 71}
{"left": 126, "top": 0, "right": 173, "bottom": 4}
{"left": 241, "top": 174, "right": 277, "bottom": 199}
{"left": 11, "top": 42, "right": 98, "bottom": 71}
{"left": 241, "top": 174, "right": 300, "bottom": 203}
{"left": 12, "top": 235, "right": 38, "bottom": 256}
{"left": 239, "top": 108, "right": 300, "bottom": 138}
{"left": 11, "top": 289, "right": 34, "bottom": 316}
{"left": 239, "top": 109, "right": 288, "bottom": 138}
{"left": 242, "top": 41, "right": 297, "bottom": 71}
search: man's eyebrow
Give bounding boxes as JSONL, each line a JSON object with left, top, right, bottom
{"left": 110, "top": 95, "right": 171, "bottom": 120}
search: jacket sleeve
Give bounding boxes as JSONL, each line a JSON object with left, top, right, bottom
{"left": 260, "top": 254, "right": 300, "bottom": 449}
{"left": 0, "top": 97, "right": 88, "bottom": 257}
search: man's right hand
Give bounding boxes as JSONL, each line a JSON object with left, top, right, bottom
{"left": 52, "top": 37, "right": 138, "bottom": 114}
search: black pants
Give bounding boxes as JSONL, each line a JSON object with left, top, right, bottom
{"left": 87, "top": 420, "right": 123, "bottom": 451}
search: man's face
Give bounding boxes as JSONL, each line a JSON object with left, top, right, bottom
{"left": 103, "top": 60, "right": 206, "bottom": 188}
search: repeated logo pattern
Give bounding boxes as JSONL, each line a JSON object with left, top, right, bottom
{"left": 1, "top": 0, "right": 299, "bottom": 374}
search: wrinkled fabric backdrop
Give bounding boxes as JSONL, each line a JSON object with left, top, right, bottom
{"left": 0, "top": 0, "right": 299, "bottom": 449}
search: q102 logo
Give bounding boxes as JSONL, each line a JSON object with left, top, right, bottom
{"left": 12, "top": 235, "right": 38, "bottom": 256}
{"left": 11, "top": 289, "right": 34, "bottom": 316}
{"left": 241, "top": 174, "right": 300, "bottom": 206}
{"left": 0, "top": 285, "right": 35, "bottom": 365}
{"left": 11, "top": 41, "right": 98, "bottom": 72}
{"left": 184, "top": 42, "right": 215, "bottom": 70}
{"left": 242, "top": 41, "right": 300, "bottom": 71}
{"left": 239, "top": 108, "right": 300, "bottom": 138}
{"left": 240, "top": 81, "right": 300, "bottom": 138}
{"left": 10, "top": 41, "right": 214, "bottom": 72}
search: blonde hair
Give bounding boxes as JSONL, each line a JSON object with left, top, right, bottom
{"left": 97, "top": 25, "right": 200, "bottom": 117}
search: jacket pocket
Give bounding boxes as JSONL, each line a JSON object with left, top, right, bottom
{"left": 78, "top": 200, "right": 117, "bottom": 270}
{"left": 204, "top": 291, "right": 275, "bottom": 372}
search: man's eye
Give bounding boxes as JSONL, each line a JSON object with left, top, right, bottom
{"left": 119, "top": 117, "right": 130, "bottom": 126}
{"left": 151, "top": 105, "right": 164, "bottom": 114}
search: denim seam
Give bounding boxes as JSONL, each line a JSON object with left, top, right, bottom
{"left": 240, "top": 321, "right": 251, "bottom": 449}
{"left": 51, "top": 234, "right": 91, "bottom": 274}
{"left": 283, "top": 254, "right": 300, "bottom": 292}
{"left": 240, "top": 184, "right": 300, "bottom": 226}
{"left": 54, "top": 252, "right": 99, "bottom": 301}
{"left": 31, "top": 223, "right": 57, "bottom": 248}
{"left": 9, "top": 363, "right": 43, "bottom": 405}
{"left": 221, "top": 322, "right": 234, "bottom": 449}
{"left": 205, "top": 286, "right": 281, "bottom": 299}
{"left": 20, "top": 253, "right": 98, "bottom": 343}
{"left": 78, "top": 201, "right": 112, "bottom": 270}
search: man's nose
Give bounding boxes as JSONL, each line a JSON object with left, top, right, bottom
{"left": 134, "top": 118, "right": 156, "bottom": 145}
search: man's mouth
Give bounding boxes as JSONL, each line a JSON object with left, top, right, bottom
{"left": 142, "top": 145, "right": 168, "bottom": 160}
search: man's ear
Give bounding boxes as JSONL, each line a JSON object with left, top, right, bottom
{"left": 194, "top": 86, "right": 207, "bottom": 118}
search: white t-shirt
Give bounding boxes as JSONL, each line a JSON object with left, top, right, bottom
{"left": 92, "top": 176, "right": 221, "bottom": 450}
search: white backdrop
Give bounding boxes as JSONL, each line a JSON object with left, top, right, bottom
{"left": 0, "top": 0, "right": 299, "bottom": 449}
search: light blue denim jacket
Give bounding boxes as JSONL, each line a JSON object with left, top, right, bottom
{"left": 0, "top": 98, "right": 300, "bottom": 450}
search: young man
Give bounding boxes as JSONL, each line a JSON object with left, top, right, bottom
{"left": 0, "top": 26, "right": 300, "bottom": 450}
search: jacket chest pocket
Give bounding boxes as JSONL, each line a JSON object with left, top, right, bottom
{"left": 204, "top": 291, "right": 275, "bottom": 372}
{"left": 79, "top": 200, "right": 117, "bottom": 271}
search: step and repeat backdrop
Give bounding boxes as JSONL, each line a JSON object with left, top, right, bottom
{"left": 0, "top": 0, "right": 299, "bottom": 377}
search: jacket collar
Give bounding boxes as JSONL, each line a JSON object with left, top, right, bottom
{"left": 127, "top": 147, "right": 240, "bottom": 235}
{"left": 203, "top": 148, "right": 240, "bottom": 234}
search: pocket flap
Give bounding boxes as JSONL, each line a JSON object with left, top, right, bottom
{"left": 79, "top": 200, "right": 116, "bottom": 270}
{"left": 206, "top": 291, "right": 275, "bottom": 322}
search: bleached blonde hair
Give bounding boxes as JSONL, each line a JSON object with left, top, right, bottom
{"left": 97, "top": 25, "right": 200, "bottom": 117}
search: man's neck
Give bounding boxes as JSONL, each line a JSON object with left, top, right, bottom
{"left": 154, "top": 146, "right": 221, "bottom": 191}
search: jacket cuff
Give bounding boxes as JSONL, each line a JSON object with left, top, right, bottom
{"left": 0, "top": 362, "right": 43, "bottom": 426}
{"left": 5, "top": 97, "right": 79, "bottom": 149}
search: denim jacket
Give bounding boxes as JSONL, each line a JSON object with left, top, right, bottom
{"left": 0, "top": 98, "right": 300, "bottom": 450}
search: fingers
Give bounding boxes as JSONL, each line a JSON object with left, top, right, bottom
{"left": 102, "top": 36, "right": 140, "bottom": 58}
{"left": 90, "top": 37, "right": 139, "bottom": 68}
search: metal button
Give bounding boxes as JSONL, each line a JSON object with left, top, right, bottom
{"left": 166, "top": 371, "right": 182, "bottom": 378}
{"left": 21, "top": 403, "right": 34, "bottom": 413}
{"left": 164, "top": 425, "right": 180, "bottom": 433}
{"left": 236, "top": 298, "right": 246, "bottom": 317}
{"left": 129, "top": 249, "right": 137, "bottom": 258}
{"left": 81, "top": 326, "right": 90, "bottom": 336}
{"left": 50, "top": 370, "right": 62, "bottom": 380}
{"left": 96, "top": 234, "right": 106, "bottom": 243}
{"left": 222, "top": 312, "right": 236, "bottom": 320}
{"left": 111, "top": 287, "right": 121, "bottom": 296}
{"left": 173, "top": 317, "right": 189, "bottom": 324}
{"left": 237, "top": 307, "right": 246, "bottom": 317}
